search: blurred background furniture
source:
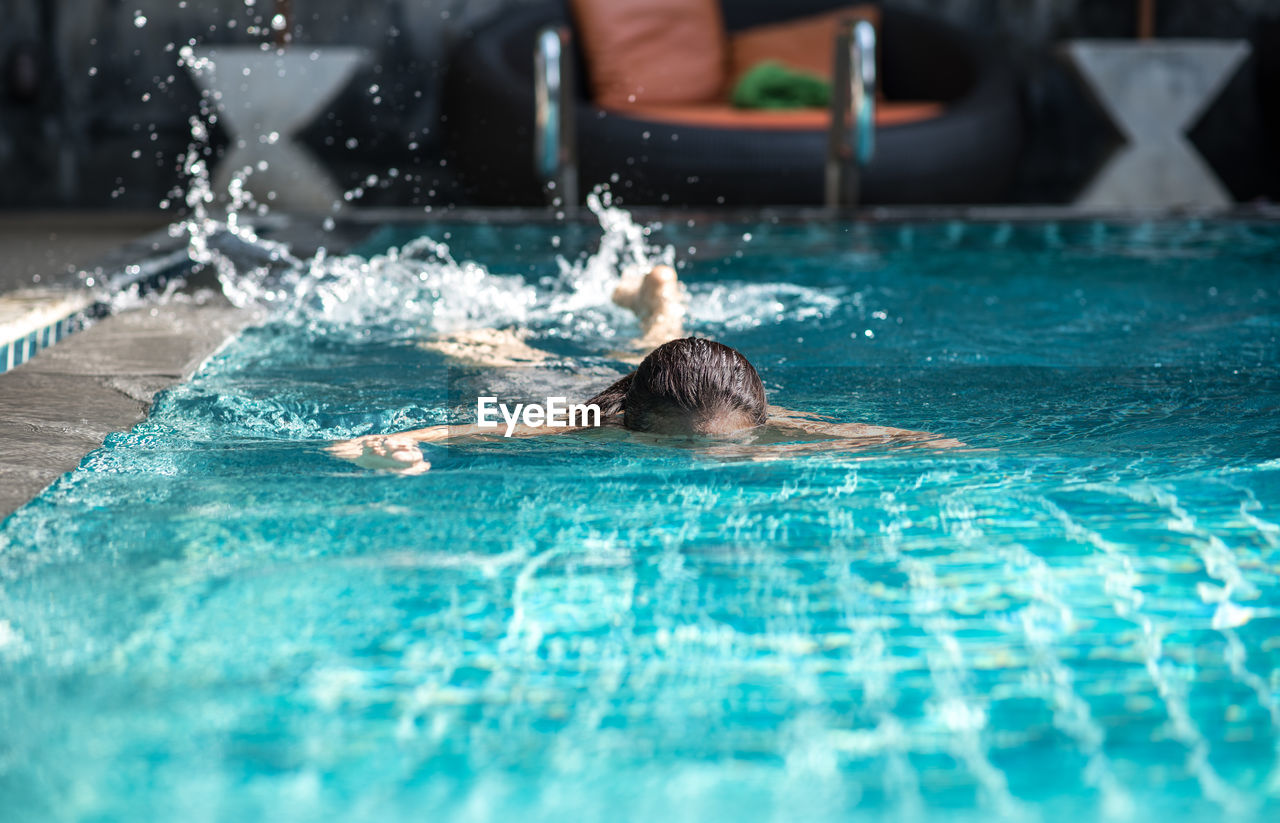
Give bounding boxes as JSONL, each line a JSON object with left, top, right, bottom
{"left": 442, "top": 0, "right": 1024, "bottom": 206}
{"left": 4, "top": 0, "right": 1276, "bottom": 211}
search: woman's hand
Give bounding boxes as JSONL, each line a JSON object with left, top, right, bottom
{"left": 327, "top": 434, "right": 432, "bottom": 475}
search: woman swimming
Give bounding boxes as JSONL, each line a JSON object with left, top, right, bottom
{"left": 329, "top": 265, "right": 958, "bottom": 474}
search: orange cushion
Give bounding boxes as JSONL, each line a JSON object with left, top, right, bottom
{"left": 569, "top": 0, "right": 727, "bottom": 109}
{"left": 728, "top": 5, "right": 881, "bottom": 90}
{"left": 615, "top": 101, "right": 944, "bottom": 130}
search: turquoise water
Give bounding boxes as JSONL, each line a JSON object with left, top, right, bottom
{"left": 1, "top": 219, "right": 1279, "bottom": 822}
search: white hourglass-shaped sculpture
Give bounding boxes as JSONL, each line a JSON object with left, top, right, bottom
{"left": 185, "top": 46, "right": 367, "bottom": 212}
{"left": 1064, "top": 40, "right": 1250, "bottom": 210}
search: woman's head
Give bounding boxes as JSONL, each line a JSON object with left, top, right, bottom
{"left": 589, "top": 338, "right": 767, "bottom": 435}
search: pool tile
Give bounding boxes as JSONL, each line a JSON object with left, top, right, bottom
{"left": 0, "top": 289, "right": 95, "bottom": 373}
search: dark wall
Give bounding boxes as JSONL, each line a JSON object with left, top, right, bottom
{"left": 1, "top": 0, "right": 1277, "bottom": 209}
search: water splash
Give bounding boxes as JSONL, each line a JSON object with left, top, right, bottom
{"left": 168, "top": 104, "right": 676, "bottom": 341}
{"left": 147, "top": 90, "right": 851, "bottom": 348}
{"left": 546, "top": 191, "right": 675, "bottom": 318}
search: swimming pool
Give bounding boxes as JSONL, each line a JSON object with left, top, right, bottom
{"left": 1, "top": 213, "right": 1278, "bottom": 822}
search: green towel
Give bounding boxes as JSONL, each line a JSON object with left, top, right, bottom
{"left": 730, "top": 61, "right": 831, "bottom": 109}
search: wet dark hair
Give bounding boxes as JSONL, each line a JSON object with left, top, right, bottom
{"left": 587, "top": 338, "right": 767, "bottom": 434}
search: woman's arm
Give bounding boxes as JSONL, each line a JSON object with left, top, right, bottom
{"left": 766, "top": 411, "right": 965, "bottom": 449}
{"left": 419, "top": 265, "right": 687, "bottom": 369}
{"left": 419, "top": 328, "right": 554, "bottom": 368}
{"left": 327, "top": 417, "right": 620, "bottom": 474}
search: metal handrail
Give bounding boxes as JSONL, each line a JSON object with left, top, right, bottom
{"left": 826, "top": 19, "right": 877, "bottom": 208}
{"left": 534, "top": 26, "right": 578, "bottom": 210}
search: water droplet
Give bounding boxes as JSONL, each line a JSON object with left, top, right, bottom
{"left": 742, "top": 232, "right": 752, "bottom": 242}
{"left": 131, "top": 149, "right": 141, "bottom": 159}
{"left": 345, "top": 138, "right": 359, "bottom": 149}
{"left": 271, "top": 14, "right": 287, "bottom": 31}
{"left": 134, "top": 12, "right": 147, "bottom": 28}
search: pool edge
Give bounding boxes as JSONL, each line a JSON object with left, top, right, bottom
{"left": 0, "top": 300, "right": 260, "bottom": 521}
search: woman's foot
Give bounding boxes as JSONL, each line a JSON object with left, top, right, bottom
{"left": 612, "top": 265, "right": 687, "bottom": 348}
